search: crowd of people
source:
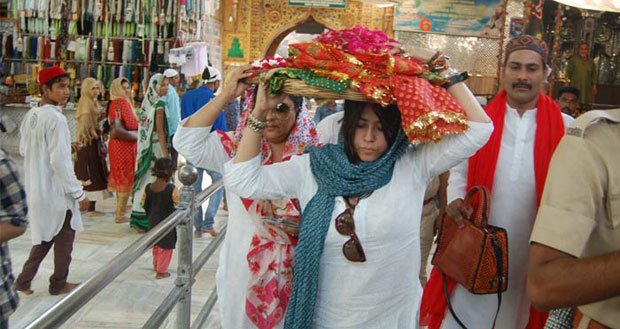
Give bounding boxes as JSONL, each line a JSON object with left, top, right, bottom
{"left": 0, "top": 33, "right": 618, "bottom": 329}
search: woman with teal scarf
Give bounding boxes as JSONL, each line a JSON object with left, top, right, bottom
{"left": 225, "top": 59, "right": 493, "bottom": 327}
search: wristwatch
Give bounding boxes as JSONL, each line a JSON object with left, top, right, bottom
{"left": 442, "top": 70, "right": 469, "bottom": 89}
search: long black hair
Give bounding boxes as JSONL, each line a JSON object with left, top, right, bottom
{"left": 340, "top": 100, "right": 402, "bottom": 164}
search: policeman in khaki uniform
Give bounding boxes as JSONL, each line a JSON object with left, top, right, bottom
{"left": 527, "top": 108, "right": 620, "bottom": 329}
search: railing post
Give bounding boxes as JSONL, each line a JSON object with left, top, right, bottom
{"left": 176, "top": 164, "right": 198, "bottom": 329}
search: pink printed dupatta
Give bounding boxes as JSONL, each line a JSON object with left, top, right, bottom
{"left": 217, "top": 89, "right": 318, "bottom": 329}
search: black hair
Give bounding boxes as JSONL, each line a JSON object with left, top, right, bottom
{"left": 152, "top": 158, "right": 176, "bottom": 179}
{"left": 42, "top": 74, "right": 70, "bottom": 90}
{"left": 289, "top": 95, "right": 303, "bottom": 113}
{"left": 557, "top": 86, "right": 579, "bottom": 99}
{"left": 340, "top": 100, "right": 402, "bottom": 164}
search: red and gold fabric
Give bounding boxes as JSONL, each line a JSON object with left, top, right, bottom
{"left": 258, "top": 28, "right": 469, "bottom": 143}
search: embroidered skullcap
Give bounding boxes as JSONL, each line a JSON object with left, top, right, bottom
{"left": 202, "top": 66, "right": 221, "bottom": 84}
{"left": 505, "top": 35, "right": 549, "bottom": 62}
{"left": 38, "top": 66, "right": 68, "bottom": 86}
{"left": 163, "top": 69, "right": 179, "bottom": 78}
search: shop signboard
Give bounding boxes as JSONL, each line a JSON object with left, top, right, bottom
{"left": 288, "top": 0, "right": 346, "bottom": 8}
{"left": 394, "top": 0, "right": 505, "bottom": 38}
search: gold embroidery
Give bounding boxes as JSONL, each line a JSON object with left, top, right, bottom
{"left": 404, "top": 111, "right": 469, "bottom": 142}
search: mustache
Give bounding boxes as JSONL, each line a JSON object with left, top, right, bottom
{"left": 512, "top": 82, "right": 532, "bottom": 89}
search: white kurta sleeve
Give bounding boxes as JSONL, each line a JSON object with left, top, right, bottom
{"left": 414, "top": 121, "right": 493, "bottom": 182}
{"left": 172, "top": 119, "right": 230, "bottom": 174}
{"left": 47, "top": 114, "right": 85, "bottom": 201}
{"left": 447, "top": 159, "right": 468, "bottom": 202}
{"left": 224, "top": 154, "right": 310, "bottom": 201}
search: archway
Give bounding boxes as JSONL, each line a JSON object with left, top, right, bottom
{"left": 264, "top": 16, "right": 330, "bottom": 57}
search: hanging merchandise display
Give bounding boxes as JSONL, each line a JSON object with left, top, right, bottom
{"left": 0, "top": 0, "right": 186, "bottom": 103}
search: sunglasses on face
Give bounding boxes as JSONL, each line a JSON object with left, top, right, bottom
{"left": 273, "top": 103, "right": 293, "bottom": 113}
{"left": 335, "top": 199, "right": 366, "bottom": 263}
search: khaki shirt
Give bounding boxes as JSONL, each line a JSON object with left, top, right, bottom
{"left": 530, "top": 109, "right": 620, "bottom": 328}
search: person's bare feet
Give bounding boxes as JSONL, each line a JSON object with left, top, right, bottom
{"left": 133, "top": 227, "right": 146, "bottom": 234}
{"left": 194, "top": 231, "right": 202, "bottom": 238}
{"left": 17, "top": 287, "right": 34, "bottom": 295}
{"left": 155, "top": 272, "right": 171, "bottom": 279}
{"left": 50, "top": 282, "right": 80, "bottom": 295}
{"left": 203, "top": 228, "right": 216, "bottom": 237}
{"left": 87, "top": 211, "right": 106, "bottom": 217}
{"left": 115, "top": 216, "right": 130, "bottom": 224}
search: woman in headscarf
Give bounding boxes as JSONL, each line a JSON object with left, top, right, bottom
{"left": 224, "top": 56, "right": 493, "bottom": 328}
{"left": 74, "top": 77, "right": 109, "bottom": 216}
{"left": 173, "top": 65, "right": 318, "bottom": 329}
{"left": 130, "top": 73, "right": 171, "bottom": 233}
{"left": 107, "top": 77, "right": 139, "bottom": 223}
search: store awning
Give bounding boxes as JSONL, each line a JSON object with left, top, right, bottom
{"left": 553, "top": 0, "right": 620, "bottom": 13}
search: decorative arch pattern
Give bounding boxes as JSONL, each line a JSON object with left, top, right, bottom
{"left": 223, "top": 0, "right": 394, "bottom": 66}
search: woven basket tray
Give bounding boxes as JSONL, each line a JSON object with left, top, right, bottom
{"left": 245, "top": 76, "right": 370, "bottom": 102}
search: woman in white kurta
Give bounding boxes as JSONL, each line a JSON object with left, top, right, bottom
{"left": 225, "top": 73, "right": 493, "bottom": 328}
{"left": 173, "top": 66, "right": 318, "bottom": 329}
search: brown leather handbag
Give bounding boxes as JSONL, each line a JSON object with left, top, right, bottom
{"left": 431, "top": 185, "right": 508, "bottom": 328}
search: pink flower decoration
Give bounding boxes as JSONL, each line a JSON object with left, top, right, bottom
{"left": 249, "top": 261, "right": 261, "bottom": 275}
{"left": 314, "top": 25, "right": 398, "bottom": 54}
{"left": 251, "top": 234, "right": 261, "bottom": 246}
{"left": 257, "top": 303, "right": 268, "bottom": 314}
{"left": 253, "top": 285, "right": 266, "bottom": 295}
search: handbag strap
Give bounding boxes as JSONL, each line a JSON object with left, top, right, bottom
{"left": 441, "top": 233, "right": 504, "bottom": 329}
{"left": 464, "top": 185, "right": 490, "bottom": 227}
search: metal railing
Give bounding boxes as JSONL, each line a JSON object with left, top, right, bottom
{"left": 24, "top": 164, "right": 225, "bottom": 329}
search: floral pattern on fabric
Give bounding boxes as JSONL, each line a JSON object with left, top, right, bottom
{"left": 215, "top": 88, "right": 318, "bottom": 329}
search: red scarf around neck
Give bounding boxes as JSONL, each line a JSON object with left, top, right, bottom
{"left": 420, "top": 90, "right": 565, "bottom": 329}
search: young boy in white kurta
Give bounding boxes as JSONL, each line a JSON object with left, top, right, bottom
{"left": 15, "top": 67, "right": 89, "bottom": 296}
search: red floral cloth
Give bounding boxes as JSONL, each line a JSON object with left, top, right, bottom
{"left": 215, "top": 94, "right": 318, "bottom": 329}
{"left": 107, "top": 99, "right": 139, "bottom": 193}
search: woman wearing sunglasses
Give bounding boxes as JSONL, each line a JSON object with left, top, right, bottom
{"left": 224, "top": 51, "right": 493, "bottom": 328}
{"left": 173, "top": 65, "right": 319, "bottom": 329}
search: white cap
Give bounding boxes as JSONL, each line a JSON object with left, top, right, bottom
{"left": 163, "top": 69, "right": 179, "bottom": 78}
{"left": 202, "top": 66, "right": 221, "bottom": 84}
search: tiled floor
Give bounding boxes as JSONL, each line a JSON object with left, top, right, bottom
{"left": 6, "top": 154, "right": 225, "bottom": 329}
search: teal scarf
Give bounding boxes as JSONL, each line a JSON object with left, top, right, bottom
{"left": 284, "top": 130, "right": 410, "bottom": 329}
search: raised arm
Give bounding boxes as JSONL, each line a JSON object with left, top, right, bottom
{"left": 183, "top": 65, "right": 253, "bottom": 128}
{"left": 233, "top": 77, "right": 287, "bottom": 164}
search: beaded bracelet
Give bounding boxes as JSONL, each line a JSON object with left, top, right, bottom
{"left": 247, "top": 113, "right": 266, "bottom": 133}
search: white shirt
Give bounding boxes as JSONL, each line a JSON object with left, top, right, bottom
{"left": 173, "top": 122, "right": 267, "bottom": 329}
{"left": 224, "top": 121, "right": 493, "bottom": 329}
{"left": 317, "top": 111, "right": 344, "bottom": 145}
{"left": 444, "top": 104, "right": 573, "bottom": 329}
{"left": 19, "top": 104, "right": 85, "bottom": 245}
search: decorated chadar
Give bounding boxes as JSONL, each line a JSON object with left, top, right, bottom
{"left": 251, "top": 25, "right": 468, "bottom": 143}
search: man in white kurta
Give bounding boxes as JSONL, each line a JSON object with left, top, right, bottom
{"left": 14, "top": 67, "right": 88, "bottom": 296}
{"left": 439, "top": 37, "right": 573, "bottom": 329}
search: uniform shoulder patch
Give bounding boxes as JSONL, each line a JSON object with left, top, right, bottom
{"left": 569, "top": 109, "right": 620, "bottom": 138}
